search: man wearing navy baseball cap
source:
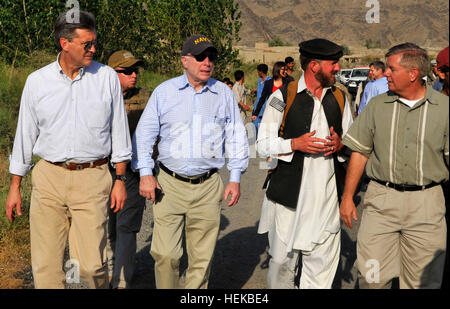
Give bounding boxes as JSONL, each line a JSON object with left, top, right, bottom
{"left": 132, "top": 35, "right": 248, "bottom": 289}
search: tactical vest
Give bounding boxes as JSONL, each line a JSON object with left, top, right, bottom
{"left": 123, "top": 87, "right": 151, "bottom": 136}
{"left": 265, "top": 89, "right": 346, "bottom": 209}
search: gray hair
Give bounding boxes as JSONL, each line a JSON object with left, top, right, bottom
{"left": 54, "top": 10, "right": 96, "bottom": 49}
{"left": 385, "top": 43, "right": 429, "bottom": 80}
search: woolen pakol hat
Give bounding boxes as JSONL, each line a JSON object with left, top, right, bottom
{"left": 299, "top": 38, "right": 344, "bottom": 60}
{"left": 108, "top": 50, "right": 143, "bottom": 69}
{"left": 182, "top": 34, "right": 217, "bottom": 56}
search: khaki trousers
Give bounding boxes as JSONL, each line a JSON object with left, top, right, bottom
{"left": 357, "top": 181, "right": 447, "bottom": 289}
{"left": 30, "top": 160, "right": 112, "bottom": 289}
{"left": 150, "top": 168, "right": 224, "bottom": 289}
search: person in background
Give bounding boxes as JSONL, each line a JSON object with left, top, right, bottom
{"left": 285, "top": 56, "right": 295, "bottom": 83}
{"left": 252, "top": 63, "right": 272, "bottom": 133}
{"left": 232, "top": 70, "right": 254, "bottom": 123}
{"left": 251, "top": 61, "right": 288, "bottom": 122}
{"left": 358, "top": 60, "right": 388, "bottom": 114}
{"left": 106, "top": 50, "right": 150, "bottom": 289}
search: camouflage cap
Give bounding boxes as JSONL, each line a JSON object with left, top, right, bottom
{"left": 108, "top": 50, "right": 143, "bottom": 69}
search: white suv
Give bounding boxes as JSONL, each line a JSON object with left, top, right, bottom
{"left": 347, "top": 67, "right": 370, "bottom": 97}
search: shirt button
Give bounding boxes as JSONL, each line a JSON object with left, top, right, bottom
{"left": 405, "top": 145, "right": 408, "bottom": 149}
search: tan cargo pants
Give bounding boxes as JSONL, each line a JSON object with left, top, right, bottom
{"left": 357, "top": 181, "right": 447, "bottom": 289}
{"left": 30, "top": 160, "right": 112, "bottom": 289}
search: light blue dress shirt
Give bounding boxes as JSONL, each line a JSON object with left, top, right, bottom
{"left": 252, "top": 75, "right": 272, "bottom": 115}
{"left": 132, "top": 73, "right": 249, "bottom": 183}
{"left": 9, "top": 56, "right": 132, "bottom": 176}
{"left": 358, "top": 76, "right": 389, "bottom": 115}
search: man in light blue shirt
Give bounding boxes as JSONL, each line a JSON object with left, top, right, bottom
{"left": 5, "top": 11, "right": 131, "bottom": 289}
{"left": 358, "top": 60, "right": 389, "bottom": 114}
{"left": 252, "top": 63, "right": 271, "bottom": 132}
{"left": 132, "top": 34, "right": 248, "bottom": 289}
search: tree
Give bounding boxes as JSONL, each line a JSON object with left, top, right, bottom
{"left": 0, "top": 0, "right": 242, "bottom": 77}
{"left": 143, "top": 0, "right": 242, "bottom": 78}
{"left": 342, "top": 44, "right": 351, "bottom": 55}
{"left": 268, "top": 37, "right": 288, "bottom": 47}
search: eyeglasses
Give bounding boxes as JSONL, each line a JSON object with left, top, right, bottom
{"left": 81, "top": 40, "right": 97, "bottom": 52}
{"left": 188, "top": 51, "right": 218, "bottom": 63}
{"left": 115, "top": 67, "right": 139, "bottom": 75}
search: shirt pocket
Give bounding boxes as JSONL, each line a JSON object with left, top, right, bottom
{"left": 201, "top": 115, "right": 227, "bottom": 158}
{"left": 85, "top": 100, "right": 111, "bottom": 129}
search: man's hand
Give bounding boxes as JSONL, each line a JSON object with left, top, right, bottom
{"left": 6, "top": 187, "right": 22, "bottom": 223}
{"left": 324, "top": 126, "right": 343, "bottom": 156}
{"left": 223, "top": 182, "right": 240, "bottom": 207}
{"left": 110, "top": 180, "right": 127, "bottom": 213}
{"left": 5, "top": 175, "right": 23, "bottom": 222}
{"left": 239, "top": 102, "right": 250, "bottom": 111}
{"left": 139, "top": 175, "right": 161, "bottom": 202}
{"left": 251, "top": 115, "right": 257, "bottom": 121}
{"left": 290, "top": 130, "right": 328, "bottom": 154}
{"left": 340, "top": 196, "right": 358, "bottom": 228}
{"left": 339, "top": 152, "right": 369, "bottom": 229}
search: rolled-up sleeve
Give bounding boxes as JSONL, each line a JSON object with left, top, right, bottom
{"left": 110, "top": 73, "right": 132, "bottom": 163}
{"left": 9, "top": 77, "right": 39, "bottom": 176}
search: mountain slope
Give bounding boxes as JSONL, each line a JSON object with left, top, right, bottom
{"left": 237, "top": 0, "right": 449, "bottom": 48}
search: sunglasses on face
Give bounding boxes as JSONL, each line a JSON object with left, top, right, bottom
{"left": 82, "top": 40, "right": 97, "bottom": 52}
{"left": 115, "top": 67, "right": 139, "bottom": 75}
{"left": 189, "top": 51, "right": 218, "bottom": 63}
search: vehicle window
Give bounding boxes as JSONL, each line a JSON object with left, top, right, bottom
{"left": 351, "top": 69, "right": 369, "bottom": 77}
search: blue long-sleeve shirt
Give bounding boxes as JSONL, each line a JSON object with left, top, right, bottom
{"left": 252, "top": 75, "right": 272, "bottom": 116}
{"left": 132, "top": 73, "right": 249, "bottom": 183}
{"left": 358, "top": 76, "right": 389, "bottom": 115}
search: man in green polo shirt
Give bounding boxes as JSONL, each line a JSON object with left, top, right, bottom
{"left": 340, "top": 42, "right": 449, "bottom": 289}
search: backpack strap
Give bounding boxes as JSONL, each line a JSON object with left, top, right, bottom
{"left": 279, "top": 82, "right": 346, "bottom": 137}
{"left": 331, "top": 86, "right": 345, "bottom": 116}
{"left": 279, "top": 80, "right": 299, "bottom": 137}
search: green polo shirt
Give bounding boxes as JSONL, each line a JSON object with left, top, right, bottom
{"left": 343, "top": 85, "right": 449, "bottom": 186}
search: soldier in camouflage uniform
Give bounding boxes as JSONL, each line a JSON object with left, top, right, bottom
{"left": 106, "top": 50, "right": 151, "bottom": 288}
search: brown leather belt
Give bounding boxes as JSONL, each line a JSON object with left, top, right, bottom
{"left": 49, "top": 158, "right": 109, "bottom": 170}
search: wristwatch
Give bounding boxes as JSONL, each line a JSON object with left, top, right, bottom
{"left": 115, "top": 174, "right": 127, "bottom": 182}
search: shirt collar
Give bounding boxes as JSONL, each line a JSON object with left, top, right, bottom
{"left": 297, "top": 74, "right": 332, "bottom": 100}
{"left": 383, "top": 84, "right": 438, "bottom": 105}
{"left": 178, "top": 73, "right": 218, "bottom": 94}
{"left": 55, "top": 53, "right": 85, "bottom": 79}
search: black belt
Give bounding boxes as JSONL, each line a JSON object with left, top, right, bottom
{"left": 159, "top": 163, "right": 217, "bottom": 184}
{"left": 371, "top": 179, "right": 440, "bottom": 191}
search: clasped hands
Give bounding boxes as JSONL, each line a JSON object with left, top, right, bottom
{"left": 290, "top": 126, "right": 342, "bottom": 156}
